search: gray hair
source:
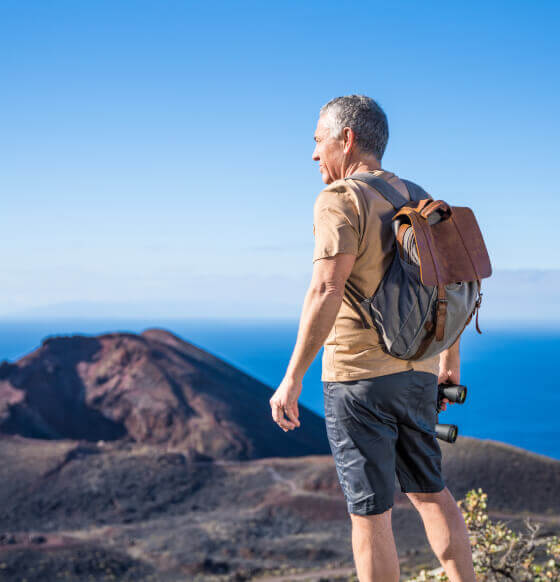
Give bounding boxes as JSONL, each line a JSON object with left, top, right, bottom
{"left": 320, "top": 95, "right": 389, "bottom": 160}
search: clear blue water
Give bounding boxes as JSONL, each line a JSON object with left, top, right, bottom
{"left": 0, "top": 318, "right": 558, "bottom": 461}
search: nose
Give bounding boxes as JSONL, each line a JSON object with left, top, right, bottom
{"left": 312, "top": 144, "right": 320, "bottom": 161}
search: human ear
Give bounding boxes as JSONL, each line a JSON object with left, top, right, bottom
{"left": 342, "top": 127, "right": 355, "bottom": 154}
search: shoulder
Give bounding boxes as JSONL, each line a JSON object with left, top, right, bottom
{"left": 314, "top": 179, "right": 360, "bottom": 214}
{"left": 389, "top": 174, "right": 433, "bottom": 201}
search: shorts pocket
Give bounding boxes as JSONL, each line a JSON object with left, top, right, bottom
{"left": 412, "top": 381, "right": 438, "bottom": 431}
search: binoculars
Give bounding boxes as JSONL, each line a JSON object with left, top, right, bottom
{"left": 435, "top": 383, "right": 467, "bottom": 443}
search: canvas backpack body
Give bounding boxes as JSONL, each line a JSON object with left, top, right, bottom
{"left": 343, "top": 173, "right": 492, "bottom": 361}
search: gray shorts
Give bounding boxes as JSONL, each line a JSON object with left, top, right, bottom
{"left": 323, "top": 369, "right": 445, "bottom": 516}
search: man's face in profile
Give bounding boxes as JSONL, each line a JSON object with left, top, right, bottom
{"left": 312, "top": 115, "right": 345, "bottom": 185}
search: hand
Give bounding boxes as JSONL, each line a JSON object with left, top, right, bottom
{"left": 438, "top": 350, "right": 460, "bottom": 412}
{"left": 269, "top": 376, "right": 302, "bottom": 432}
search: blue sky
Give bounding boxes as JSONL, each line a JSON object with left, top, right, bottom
{"left": 0, "top": 0, "right": 558, "bottom": 319}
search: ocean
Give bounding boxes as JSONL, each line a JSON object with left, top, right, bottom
{"left": 0, "top": 318, "right": 558, "bottom": 461}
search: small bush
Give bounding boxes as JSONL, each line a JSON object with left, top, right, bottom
{"left": 407, "top": 488, "right": 560, "bottom": 581}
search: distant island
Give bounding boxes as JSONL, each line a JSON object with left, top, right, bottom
{"left": 0, "top": 329, "right": 558, "bottom": 581}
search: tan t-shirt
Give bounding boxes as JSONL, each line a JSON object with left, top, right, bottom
{"left": 312, "top": 169, "right": 440, "bottom": 382}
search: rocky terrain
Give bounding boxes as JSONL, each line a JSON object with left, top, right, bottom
{"left": 0, "top": 329, "right": 558, "bottom": 581}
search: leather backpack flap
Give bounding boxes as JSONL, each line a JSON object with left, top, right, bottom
{"left": 401, "top": 204, "right": 492, "bottom": 286}
{"left": 450, "top": 207, "right": 493, "bottom": 280}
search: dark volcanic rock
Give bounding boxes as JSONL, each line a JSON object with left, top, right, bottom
{"left": 0, "top": 436, "right": 558, "bottom": 581}
{"left": 0, "top": 328, "right": 330, "bottom": 460}
{"left": 439, "top": 436, "right": 560, "bottom": 514}
{"left": 0, "top": 439, "right": 222, "bottom": 531}
{"left": 0, "top": 542, "right": 156, "bottom": 582}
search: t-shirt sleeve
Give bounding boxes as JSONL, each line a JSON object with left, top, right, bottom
{"left": 312, "top": 186, "right": 360, "bottom": 263}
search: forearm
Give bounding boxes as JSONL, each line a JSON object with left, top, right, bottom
{"left": 440, "top": 335, "right": 461, "bottom": 362}
{"left": 285, "top": 286, "right": 343, "bottom": 381}
{"left": 439, "top": 335, "right": 461, "bottom": 385}
{"left": 438, "top": 334, "right": 462, "bottom": 389}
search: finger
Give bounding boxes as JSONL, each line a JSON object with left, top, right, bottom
{"left": 271, "top": 402, "right": 295, "bottom": 430}
{"left": 284, "top": 405, "right": 300, "bottom": 427}
{"left": 272, "top": 402, "right": 293, "bottom": 428}
{"left": 282, "top": 415, "right": 296, "bottom": 429}
{"left": 270, "top": 401, "right": 282, "bottom": 423}
{"left": 280, "top": 404, "right": 297, "bottom": 429}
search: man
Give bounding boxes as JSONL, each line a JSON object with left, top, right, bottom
{"left": 269, "top": 95, "right": 476, "bottom": 582}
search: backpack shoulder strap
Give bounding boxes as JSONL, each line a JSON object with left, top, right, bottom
{"left": 346, "top": 173, "right": 409, "bottom": 209}
{"left": 346, "top": 173, "right": 432, "bottom": 208}
{"left": 400, "top": 179, "right": 432, "bottom": 202}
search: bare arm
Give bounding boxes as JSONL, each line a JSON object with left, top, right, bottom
{"left": 284, "top": 282, "right": 343, "bottom": 382}
{"left": 269, "top": 253, "right": 356, "bottom": 431}
{"left": 438, "top": 335, "right": 461, "bottom": 410}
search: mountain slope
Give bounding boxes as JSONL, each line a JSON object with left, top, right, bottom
{"left": 0, "top": 328, "right": 330, "bottom": 460}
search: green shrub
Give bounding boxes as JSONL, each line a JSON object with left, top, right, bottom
{"left": 406, "top": 488, "right": 560, "bottom": 582}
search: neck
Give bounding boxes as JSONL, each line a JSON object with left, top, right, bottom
{"left": 342, "top": 158, "right": 382, "bottom": 179}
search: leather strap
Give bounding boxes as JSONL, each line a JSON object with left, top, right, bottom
{"left": 420, "top": 200, "right": 452, "bottom": 223}
{"left": 412, "top": 280, "right": 479, "bottom": 359}
{"left": 394, "top": 198, "right": 432, "bottom": 220}
{"left": 474, "top": 279, "right": 483, "bottom": 334}
{"left": 436, "top": 284, "right": 447, "bottom": 341}
{"left": 409, "top": 213, "right": 442, "bottom": 286}
{"left": 411, "top": 214, "right": 448, "bottom": 341}
{"left": 396, "top": 223, "right": 409, "bottom": 259}
{"left": 408, "top": 320, "right": 436, "bottom": 360}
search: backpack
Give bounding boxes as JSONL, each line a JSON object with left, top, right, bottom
{"left": 342, "top": 172, "right": 492, "bottom": 361}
